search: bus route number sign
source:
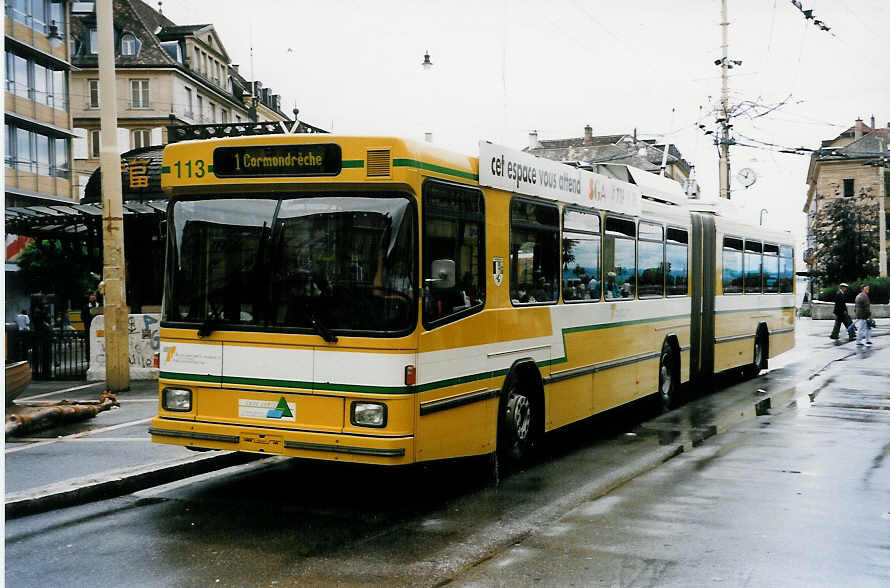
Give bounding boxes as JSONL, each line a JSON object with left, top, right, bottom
{"left": 213, "top": 144, "right": 342, "bottom": 177}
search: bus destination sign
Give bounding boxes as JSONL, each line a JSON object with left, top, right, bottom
{"left": 213, "top": 144, "right": 342, "bottom": 177}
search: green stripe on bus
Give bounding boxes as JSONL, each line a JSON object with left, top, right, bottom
{"left": 715, "top": 306, "right": 795, "bottom": 314}
{"left": 393, "top": 158, "right": 478, "bottom": 181}
{"left": 208, "top": 164, "right": 213, "bottom": 173}
{"left": 160, "top": 372, "right": 411, "bottom": 395}
{"left": 342, "top": 160, "right": 365, "bottom": 168}
{"left": 160, "top": 313, "right": 697, "bottom": 396}
{"left": 161, "top": 166, "right": 171, "bottom": 174}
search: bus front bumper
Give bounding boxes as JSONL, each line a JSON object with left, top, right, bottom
{"left": 149, "top": 417, "right": 414, "bottom": 465}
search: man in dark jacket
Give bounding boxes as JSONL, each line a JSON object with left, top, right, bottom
{"left": 830, "top": 283, "right": 854, "bottom": 340}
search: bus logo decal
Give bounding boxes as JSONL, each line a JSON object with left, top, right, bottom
{"left": 492, "top": 257, "right": 504, "bottom": 287}
{"left": 238, "top": 398, "right": 296, "bottom": 422}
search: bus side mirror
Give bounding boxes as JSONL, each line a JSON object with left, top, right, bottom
{"left": 425, "top": 259, "right": 455, "bottom": 290}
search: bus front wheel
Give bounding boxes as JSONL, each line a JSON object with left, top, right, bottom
{"left": 498, "top": 383, "right": 537, "bottom": 466}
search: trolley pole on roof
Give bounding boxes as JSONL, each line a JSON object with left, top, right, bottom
{"left": 97, "top": 0, "right": 130, "bottom": 391}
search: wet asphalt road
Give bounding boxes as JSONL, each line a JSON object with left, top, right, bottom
{"left": 5, "top": 321, "right": 890, "bottom": 587}
{"left": 454, "top": 350, "right": 890, "bottom": 587}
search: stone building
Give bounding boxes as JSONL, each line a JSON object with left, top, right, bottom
{"left": 68, "top": 0, "right": 292, "bottom": 199}
{"left": 524, "top": 125, "right": 698, "bottom": 197}
{"left": 803, "top": 117, "right": 890, "bottom": 278}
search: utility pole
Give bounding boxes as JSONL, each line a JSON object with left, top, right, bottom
{"left": 97, "top": 0, "right": 130, "bottom": 391}
{"left": 718, "top": 0, "right": 732, "bottom": 200}
{"left": 880, "top": 161, "right": 888, "bottom": 277}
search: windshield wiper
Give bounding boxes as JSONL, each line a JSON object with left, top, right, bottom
{"left": 305, "top": 302, "right": 338, "bottom": 343}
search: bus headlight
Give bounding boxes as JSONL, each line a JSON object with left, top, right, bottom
{"left": 163, "top": 387, "right": 192, "bottom": 412}
{"left": 351, "top": 402, "right": 387, "bottom": 428}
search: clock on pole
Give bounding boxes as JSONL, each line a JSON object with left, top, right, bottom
{"left": 737, "top": 167, "right": 757, "bottom": 188}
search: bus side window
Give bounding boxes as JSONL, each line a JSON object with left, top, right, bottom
{"left": 603, "top": 216, "right": 636, "bottom": 300}
{"left": 562, "top": 208, "right": 601, "bottom": 302}
{"left": 744, "top": 240, "right": 763, "bottom": 294}
{"left": 510, "top": 199, "right": 559, "bottom": 305}
{"left": 638, "top": 221, "right": 664, "bottom": 298}
{"left": 778, "top": 245, "right": 794, "bottom": 293}
{"left": 722, "top": 237, "right": 743, "bottom": 293}
{"left": 763, "top": 243, "right": 779, "bottom": 293}
{"left": 421, "top": 181, "right": 485, "bottom": 328}
{"left": 666, "top": 227, "right": 688, "bottom": 296}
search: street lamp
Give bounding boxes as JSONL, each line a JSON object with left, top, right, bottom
{"left": 421, "top": 51, "right": 433, "bottom": 142}
{"left": 46, "top": 20, "right": 63, "bottom": 50}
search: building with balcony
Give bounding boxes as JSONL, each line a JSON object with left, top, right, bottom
{"left": 5, "top": 0, "right": 75, "bottom": 207}
{"left": 68, "top": 0, "right": 291, "bottom": 198}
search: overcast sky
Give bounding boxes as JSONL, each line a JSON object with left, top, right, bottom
{"left": 161, "top": 0, "right": 890, "bottom": 244}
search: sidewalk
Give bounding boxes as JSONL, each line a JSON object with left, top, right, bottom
{"left": 5, "top": 318, "right": 888, "bottom": 520}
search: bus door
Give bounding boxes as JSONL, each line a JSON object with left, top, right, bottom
{"left": 689, "top": 213, "right": 716, "bottom": 386}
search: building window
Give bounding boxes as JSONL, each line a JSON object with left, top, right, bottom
{"left": 132, "top": 129, "right": 150, "bottom": 149}
{"left": 209, "top": 103, "right": 216, "bottom": 123}
{"left": 51, "top": 69, "right": 67, "bottom": 111}
{"left": 196, "top": 95, "right": 204, "bottom": 122}
{"left": 130, "top": 79, "right": 149, "bottom": 108}
{"left": 88, "top": 78, "right": 100, "bottom": 108}
{"left": 89, "top": 129, "right": 101, "bottom": 159}
{"left": 10, "top": 52, "right": 29, "bottom": 98}
{"left": 220, "top": 109, "right": 228, "bottom": 123}
{"left": 53, "top": 137, "right": 69, "bottom": 178}
{"left": 5, "top": 124, "right": 13, "bottom": 168}
{"left": 843, "top": 178, "right": 855, "bottom": 197}
{"left": 184, "top": 86, "right": 193, "bottom": 117}
{"left": 12, "top": 127, "right": 35, "bottom": 174}
{"left": 120, "top": 33, "right": 140, "bottom": 56}
{"left": 90, "top": 28, "right": 98, "bottom": 54}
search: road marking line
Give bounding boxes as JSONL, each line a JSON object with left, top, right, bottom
{"left": 133, "top": 457, "right": 286, "bottom": 498}
{"left": 16, "top": 381, "right": 107, "bottom": 401}
{"left": 5, "top": 417, "right": 153, "bottom": 454}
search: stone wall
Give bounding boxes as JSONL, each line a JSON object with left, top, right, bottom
{"left": 811, "top": 301, "right": 890, "bottom": 319}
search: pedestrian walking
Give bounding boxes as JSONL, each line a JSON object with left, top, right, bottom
{"left": 15, "top": 309, "right": 30, "bottom": 331}
{"left": 829, "top": 282, "right": 855, "bottom": 341}
{"left": 854, "top": 285, "right": 872, "bottom": 346}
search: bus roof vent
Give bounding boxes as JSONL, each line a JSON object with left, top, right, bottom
{"left": 366, "top": 149, "right": 391, "bottom": 177}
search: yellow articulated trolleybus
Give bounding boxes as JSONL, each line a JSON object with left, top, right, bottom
{"left": 149, "top": 135, "right": 795, "bottom": 466}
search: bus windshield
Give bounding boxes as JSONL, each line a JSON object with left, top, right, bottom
{"left": 164, "top": 193, "right": 416, "bottom": 336}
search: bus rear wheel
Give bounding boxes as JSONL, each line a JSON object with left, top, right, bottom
{"left": 498, "top": 383, "right": 537, "bottom": 466}
{"left": 753, "top": 332, "right": 768, "bottom": 370}
{"left": 658, "top": 343, "right": 680, "bottom": 412}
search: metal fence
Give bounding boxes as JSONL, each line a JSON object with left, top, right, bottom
{"left": 6, "top": 330, "right": 88, "bottom": 380}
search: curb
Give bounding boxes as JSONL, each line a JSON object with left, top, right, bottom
{"left": 5, "top": 451, "right": 263, "bottom": 519}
